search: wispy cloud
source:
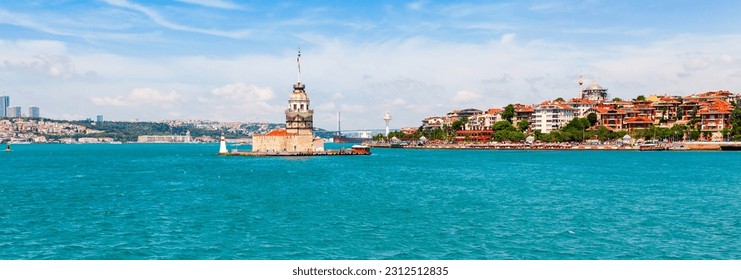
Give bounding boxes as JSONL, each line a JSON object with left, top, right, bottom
{"left": 0, "top": 9, "right": 75, "bottom": 37}
{"left": 103, "top": 0, "right": 251, "bottom": 39}
{"left": 407, "top": 1, "right": 427, "bottom": 11}
{"left": 175, "top": 0, "right": 242, "bottom": 10}
{"left": 0, "top": 8, "right": 165, "bottom": 43}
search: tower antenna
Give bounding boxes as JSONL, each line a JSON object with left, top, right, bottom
{"left": 297, "top": 48, "right": 301, "bottom": 83}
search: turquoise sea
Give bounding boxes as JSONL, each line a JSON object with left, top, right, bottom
{"left": 1, "top": 143, "right": 740, "bottom": 259}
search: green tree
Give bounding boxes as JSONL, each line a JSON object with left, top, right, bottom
{"left": 517, "top": 119, "right": 530, "bottom": 132}
{"left": 554, "top": 97, "right": 565, "bottom": 102}
{"left": 721, "top": 127, "right": 731, "bottom": 141}
{"left": 636, "top": 95, "right": 646, "bottom": 101}
{"left": 565, "top": 117, "right": 590, "bottom": 131}
{"left": 451, "top": 117, "right": 468, "bottom": 131}
{"left": 596, "top": 126, "right": 610, "bottom": 141}
{"left": 689, "top": 129, "right": 701, "bottom": 141}
{"left": 612, "top": 97, "right": 623, "bottom": 102}
{"left": 587, "top": 113, "right": 598, "bottom": 127}
{"left": 492, "top": 120, "right": 516, "bottom": 132}
{"left": 729, "top": 106, "right": 741, "bottom": 138}
{"left": 501, "top": 104, "right": 515, "bottom": 124}
{"left": 671, "top": 124, "right": 688, "bottom": 141}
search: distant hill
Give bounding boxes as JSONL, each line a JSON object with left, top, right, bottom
{"left": 71, "top": 120, "right": 336, "bottom": 142}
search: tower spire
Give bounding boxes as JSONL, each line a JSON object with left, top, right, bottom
{"left": 578, "top": 71, "right": 584, "bottom": 99}
{"left": 297, "top": 48, "right": 302, "bottom": 83}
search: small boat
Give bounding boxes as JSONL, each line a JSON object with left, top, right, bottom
{"left": 639, "top": 143, "right": 667, "bottom": 151}
{"left": 350, "top": 144, "right": 371, "bottom": 155}
{"left": 720, "top": 145, "right": 741, "bottom": 151}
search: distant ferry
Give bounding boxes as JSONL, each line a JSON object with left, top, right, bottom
{"left": 333, "top": 135, "right": 371, "bottom": 143}
{"left": 333, "top": 130, "right": 372, "bottom": 143}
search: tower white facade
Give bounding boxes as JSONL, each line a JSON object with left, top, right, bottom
{"left": 383, "top": 112, "right": 392, "bottom": 136}
{"left": 219, "top": 134, "right": 228, "bottom": 154}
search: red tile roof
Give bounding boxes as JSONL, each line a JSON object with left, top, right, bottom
{"left": 625, "top": 116, "right": 653, "bottom": 124}
{"left": 264, "top": 129, "right": 293, "bottom": 136}
{"left": 487, "top": 108, "right": 502, "bottom": 115}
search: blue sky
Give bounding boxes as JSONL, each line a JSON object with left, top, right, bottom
{"left": 2, "top": 1, "right": 741, "bottom": 129}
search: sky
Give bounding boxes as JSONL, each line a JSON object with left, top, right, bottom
{"left": 2, "top": 0, "right": 741, "bottom": 130}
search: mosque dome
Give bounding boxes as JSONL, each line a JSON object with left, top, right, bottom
{"left": 587, "top": 83, "right": 603, "bottom": 90}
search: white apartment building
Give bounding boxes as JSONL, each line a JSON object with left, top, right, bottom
{"left": 532, "top": 102, "right": 577, "bottom": 133}
{"left": 565, "top": 98, "right": 596, "bottom": 118}
{"left": 466, "top": 108, "right": 502, "bottom": 130}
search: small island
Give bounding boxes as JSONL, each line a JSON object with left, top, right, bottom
{"left": 218, "top": 51, "right": 370, "bottom": 157}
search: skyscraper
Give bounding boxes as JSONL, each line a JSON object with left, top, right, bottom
{"left": 7, "top": 106, "right": 21, "bottom": 118}
{"left": 29, "top": 107, "right": 40, "bottom": 118}
{"left": 96, "top": 115, "right": 104, "bottom": 123}
{"left": 0, "top": 96, "right": 9, "bottom": 117}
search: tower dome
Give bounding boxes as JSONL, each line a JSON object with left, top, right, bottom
{"left": 289, "top": 83, "right": 309, "bottom": 101}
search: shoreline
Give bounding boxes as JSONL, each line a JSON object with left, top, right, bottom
{"left": 363, "top": 141, "right": 741, "bottom": 151}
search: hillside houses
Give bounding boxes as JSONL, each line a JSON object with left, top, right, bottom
{"left": 417, "top": 89, "right": 738, "bottom": 142}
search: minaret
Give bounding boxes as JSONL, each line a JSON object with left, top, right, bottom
{"left": 384, "top": 112, "right": 392, "bottom": 137}
{"left": 219, "top": 133, "right": 228, "bottom": 154}
{"left": 285, "top": 50, "right": 313, "bottom": 135}
{"left": 578, "top": 72, "right": 584, "bottom": 99}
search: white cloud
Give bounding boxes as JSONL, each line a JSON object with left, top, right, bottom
{"left": 718, "top": 54, "right": 735, "bottom": 64}
{"left": 451, "top": 90, "right": 482, "bottom": 103}
{"left": 501, "top": 33, "right": 516, "bottom": 44}
{"left": 407, "top": 1, "right": 427, "bottom": 10}
{"left": 388, "top": 98, "right": 407, "bottom": 106}
{"left": 210, "top": 82, "right": 273, "bottom": 102}
{"left": 683, "top": 57, "right": 711, "bottom": 71}
{"left": 1, "top": 50, "right": 76, "bottom": 79}
{"left": 91, "top": 88, "right": 181, "bottom": 107}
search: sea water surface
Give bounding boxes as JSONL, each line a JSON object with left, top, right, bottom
{"left": 1, "top": 143, "right": 740, "bottom": 259}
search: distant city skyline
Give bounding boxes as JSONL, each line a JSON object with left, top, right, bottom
{"left": 0, "top": 95, "right": 41, "bottom": 118}
{"left": 2, "top": 1, "right": 741, "bottom": 129}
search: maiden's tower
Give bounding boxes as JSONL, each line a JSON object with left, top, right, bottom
{"left": 251, "top": 50, "right": 325, "bottom": 153}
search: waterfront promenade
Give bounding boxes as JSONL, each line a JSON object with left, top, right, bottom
{"left": 364, "top": 141, "right": 741, "bottom": 151}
